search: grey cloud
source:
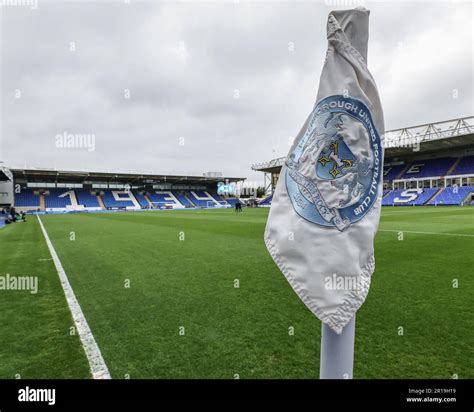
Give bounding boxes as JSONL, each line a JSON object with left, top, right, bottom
{"left": 1, "top": 0, "right": 472, "bottom": 184}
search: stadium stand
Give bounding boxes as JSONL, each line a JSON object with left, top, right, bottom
{"left": 187, "top": 191, "right": 217, "bottom": 207}
{"left": 14, "top": 189, "right": 40, "bottom": 207}
{"left": 148, "top": 191, "right": 183, "bottom": 208}
{"left": 101, "top": 190, "right": 139, "bottom": 208}
{"left": 253, "top": 115, "right": 474, "bottom": 209}
{"left": 383, "top": 164, "right": 406, "bottom": 181}
{"left": 171, "top": 191, "right": 194, "bottom": 208}
{"left": 451, "top": 155, "right": 474, "bottom": 175}
{"left": 410, "top": 187, "right": 439, "bottom": 205}
{"left": 208, "top": 191, "right": 228, "bottom": 205}
{"left": 259, "top": 195, "right": 273, "bottom": 206}
{"left": 133, "top": 191, "right": 150, "bottom": 208}
{"left": 225, "top": 198, "right": 240, "bottom": 206}
{"left": 75, "top": 189, "right": 101, "bottom": 208}
{"left": 382, "top": 189, "right": 403, "bottom": 206}
{"left": 44, "top": 189, "right": 73, "bottom": 208}
{"left": 382, "top": 188, "right": 438, "bottom": 206}
{"left": 400, "top": 157, "right": 456, "bottom": 179}
{"left": 12, "top": 188, "right": 243, "bottom": 209}
{"left": 7, "top": 169, "right": 246, "bottom": 212}
{"left": 429, "top": 186, "right": 474, "bottom": 205}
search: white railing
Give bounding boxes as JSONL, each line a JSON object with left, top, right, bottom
{"left": 383, "top": 116, "right": 473, "bottom": 148}
{"left": 252, "top": 116, "right": 474, "bottom": 170}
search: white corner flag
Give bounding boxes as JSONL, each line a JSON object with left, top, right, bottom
{"left": 265, "top": 8, "right": 384, "bottom": 335}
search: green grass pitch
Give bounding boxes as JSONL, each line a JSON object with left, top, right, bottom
{"left": 0, "top": 206, "right": 472, "bottom": 379}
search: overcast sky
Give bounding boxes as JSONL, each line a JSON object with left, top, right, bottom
{"left": 0, "top": 0, "right": 472, "bottom": 184}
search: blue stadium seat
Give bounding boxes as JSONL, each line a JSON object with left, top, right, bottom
{"left": 208, "top": 191, "right": 228, "bottom": 205}
{"left": 44, "top": 189, "right": 73, "bottom": 208}
{"left": 382, "top": 188, "right": 439, "bottom": 206}
{"left": 101, "top": 190, "right": 137, "bottom": 208}
{"left": 259, "top": 195, "right": 272, "bottom": 206}
{"left": 148, "top": 191, "right": 183, "bottom": 208}
{"left": 382, "top": 189, "right": 403, "bottom": 206}
{"left": 429, "top": 186, "right": 474, "bottom": 205}
{"left": 225, "top": 198, "right": 240, "bottom": 206}
{"left": 383, "top": 164, "right": 406, "bottom": 181}
{"left": 411, "top": 188, "right": 439, "bottom": 205}
{"left": 187, "top": 191, "right": 216, "bottom": 207}
{"left": 76, "top": 189, "right": 100, "bottom": 207}
{"left": 14, "top": 189, "right": 40, "bottom": 207}
{"left": 451, "top": 156, "right": 474, "bottom": 176}
{"left": 171, "top": 192, "right": 194, "bottom": 207}
{"left": 133, "top": 192, "right": 150, "bottom": 208}
{"left": 400, "top": 157, "right": 456, "bottom": 179}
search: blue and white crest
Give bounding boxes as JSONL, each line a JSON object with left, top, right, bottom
{"left": 285, "top": 95, "right": 382, "bottom": 231}
{"left": 316, "top": 137, "right": 356, "bottom": 180}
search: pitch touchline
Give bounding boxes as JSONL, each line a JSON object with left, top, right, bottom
{"left": 378, "top": 229, "right": 474, "bottom": 238}
{"left": 36, "top": 215, "right": 111, "bottom": 379}
{"left": 382, "top": 209, "right": 474, "bottom": 216}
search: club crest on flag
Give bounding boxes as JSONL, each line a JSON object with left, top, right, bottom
{"left": 316, "top": 138, "right": 356, "bottom": 180}
{"left": 285, "top": 95, "right": 382, "bottom": 231}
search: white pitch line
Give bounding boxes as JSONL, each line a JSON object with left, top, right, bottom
{"left": 379, "top": 229, "right": 474, "bottom": 238}
{"left": 382, "top": 208, "right": 474, "bottom": 216}
{"left": 36, "top": 215, "right": 111, "bottom": 379}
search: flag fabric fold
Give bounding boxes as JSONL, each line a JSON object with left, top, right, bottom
{"left": 264, "top": 7, "right": 384, "bottom": 334}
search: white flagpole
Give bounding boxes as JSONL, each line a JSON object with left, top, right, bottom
{"left": 319, "top": 316, "right": 356, "bottom": 379}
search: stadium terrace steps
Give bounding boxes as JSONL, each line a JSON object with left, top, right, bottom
{"left": 143, "top": 194, "right": 153, "bottom": 208}
{"left": 188, "top": 192, "right": 208, "bottom": 207}
{"left": 424, "top": 187, "right": 442, "bottom": 205}
{"left": 209, "top": 191, "right": 228, "bottom": 205}
{"left": 412, "top": 188, "right": 438, "bottom": 205}
{"left": 132, "top": 191, "right": 151, "bottom": 208}
{"left": 395, "top": 164, "right": 410, "bottom": 180}
{"left": 259, "top": 195, "right": 273, "bottom": 206}
{"left": 462, "top": 190, "right": 474, "bottom": 205}
{"left": 183, "top": 193, "right": 196, "bottom": 207}
{"left": 447, "top": 157, "right": 462, "bottom": 176}
{"left": 383, "top": 164, "right": 407, "bottom": 182}
{"left": 169, "top": 192, "right": 194, "bottom": 208}
{"left": 427, "top": 188, "right": 443, "bottom": 204}
{"left": 450, "top": 155, "right": 474, "bottom": 176}
{"left": 96, "top": 195, "right": 106, "bottom": 209}
{"left": 39, "top": 194, "right": 45, "bottom": 211}
{"left": 187, "top": 191, "right": 220, "bottom": 207}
